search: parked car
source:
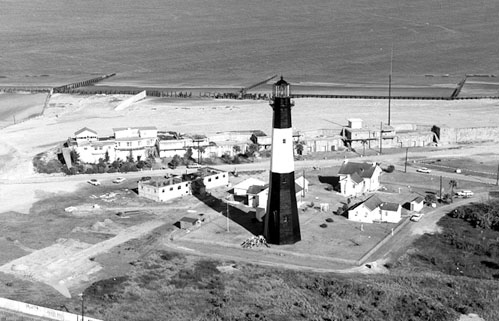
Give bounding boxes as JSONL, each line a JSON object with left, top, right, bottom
{"left": 416, "top": 167, "right": 431, "bottom": 173}
{"left": 113, "top": 177, "right": 126, "bottom": 184}
{"left": 456, "top": 190, "right": 474, "bottom": 198}
{"left": 410, "top": 213, "right": 424, "bottom": 222}
{"left": 187, "top": 163, "right": 202, "bottom": 169}
{"left": 88, "top": 179, "right": 100, "bottom": 186}
{"left": 138, "top": 176, "right": 152, "bottom": 182}
{"left": 168, "top": 162, "right": 177, "bottom": 169}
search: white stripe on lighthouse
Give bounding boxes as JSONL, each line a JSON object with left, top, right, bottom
{"left": 270, "top": 127, "right": 294, "bottom": 173}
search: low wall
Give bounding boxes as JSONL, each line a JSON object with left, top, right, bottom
{"left": 0, "top": 298, "right": 102, "bottom": 321}
{"left": 433, "top": 126, "right": 499, "bottom": 145}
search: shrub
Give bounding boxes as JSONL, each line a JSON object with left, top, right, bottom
{"left": 383, "top": 165, "right": 395, "bottom": 173}
{"left": 33, "top": 152, "right": 65, "bottom": 174}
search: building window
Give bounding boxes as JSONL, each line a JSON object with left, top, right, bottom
{"left": 170, "top": 187, "right": 173, "bottom": 191}
{"left": 208, "top": 178, "right": 212, "bottom": 182}
{"left": 186, "top": 183, "right": 189, "bottom": 187}
{"left": 178, "top": 186, "right": 181, "bottom": 190}
{"left": 283, "top": 139, "right": 286, "bottom": 144}
{"left": 215, "top": 176, "right": 219, "bottom": 180}
{"left": 127, "top": 142, "right": 131, "bottom": 147}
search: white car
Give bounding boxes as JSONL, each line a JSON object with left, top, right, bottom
{"left": 416, "top": 167, "right": 431, "bottom": 173}
{"left": 456, "top": 190, "right": 474, "bottom": 198}
{"left": 113, "top": 177, "right": 126, "bottom": 184}
{"left": 187, "top": 163, "right": 202, "bottom": 169}
{"left": 410, "top": 213, "right": 424, "bottom": 222}
{"left": 88, "top": 179, "right": 100, "bottom": 186}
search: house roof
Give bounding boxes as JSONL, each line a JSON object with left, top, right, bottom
{"left": 362, "top": 195, "right": 383, "bottom": 211}
{"left": 380, "top": 202, "right": 400, "bottom": 212}
{"left": 251, "top": 130, "right": 268, "bottom": 137}
{"left": 350, "top": 172, "right": 364, "bottom": 184}
{"left": 412, "top": 196, "right": 424, "bottom": 203}
{"left": 338, "top": 161, "right": 378, "bottom": 179}
{"left": 233, "top": 178, "right": 266, "bottom": 191}
{"left": 75, "top": 127, "right": 97, "bottom": 136}
{"left": 113, "top": 126, "right": 157, "bottom": 131}
{"left": 180, "top": 217, "right": 199, "bottom": 224}
{"left": 247, "top": 184, "right": 268, "bottom": 195}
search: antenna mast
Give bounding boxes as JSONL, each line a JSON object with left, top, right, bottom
{"left": 388, "top": 44, "right": 393, "bottom": 126}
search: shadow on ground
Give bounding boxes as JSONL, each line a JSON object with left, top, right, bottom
{"left": 193, "top": 192, "right": 263, "bottom": 236}
{"left": 318, "top": 175, "right": 340, "bottom": 192}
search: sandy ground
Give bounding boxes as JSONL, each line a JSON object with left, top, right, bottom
{"left": 0, "top": 220, "right": 164, "bottom": 298}
{"left": 0, "top": 94, "right": 498, "bottom": 321}
{"left": 2, "top": 93, "right": 499, "bottom": 182}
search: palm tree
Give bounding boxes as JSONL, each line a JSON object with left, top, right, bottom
{"left": 449, "top": 180, "right": 457, "bottom": 202}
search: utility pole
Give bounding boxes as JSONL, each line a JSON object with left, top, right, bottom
{"left": 388, "top": 44, "right": 393, "bottom": 126}
{"left": 79, "top": 293, "right": 84, "bottom": 321}
{"left": 404, "top": 147, "right": 409, "bottom": 173}
{"left": 226, "top": 198, "right": 230, "bottom": 232}
{"left": 379, "top": 122, "right": 383, "bottom": 154}
{"left": 496, "top": 162, "right": 499, "bottom": 186}
{"left": 439, "top": 176, "right": 443, "bottom": 199}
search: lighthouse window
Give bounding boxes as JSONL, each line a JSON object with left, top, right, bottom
{"left": 283, "top": 139, "right": 286, "bottom": 144}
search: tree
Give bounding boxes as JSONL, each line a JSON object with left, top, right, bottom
{"left": 449, "top": 180, "right": 458, "bottom": 203}
{"left": 233, "top": 145, "right": 241, "bottom": 154}
{"left": 246, "top": 143, "right": 259, "bottom": 157}
{"left": 104, "top": 150, "right": 110, "bottom": 163}
{"left": 171, "top": 155, "right": 181, "bottom": 167}
{"left": 70, "top": 150, "right": 80, "bottom": 164}
{"left": 183, "top": 148, "right": 194, "bottom": 164}
{"left": 425, "top": 194, "right": 437, "bottom": 205}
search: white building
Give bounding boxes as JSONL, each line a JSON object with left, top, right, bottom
{"left": 338, "top": 160, "right": 383, "bottom": 197}
{"left": 138, "top": 177, "right": 192, "bottom": 202}
{"left": 113, "top": 126, "right": 158, "bottom": 161}
{"left": 348, "top": 195, "right": 401, "bottom": 223}
{"left": 76, "top": 139, "right": 116, "bottom": 164}
{"left": 233, "top": 178, "right": 266, "bottom": 196}
{"left": 156, "top": 133, "right": 193, "bottom": 158}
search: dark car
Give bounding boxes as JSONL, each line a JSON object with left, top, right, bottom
{"left": 138, "top": 176, "right": 152, "bottom": 182}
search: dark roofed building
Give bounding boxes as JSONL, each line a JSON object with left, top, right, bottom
{"left": 338, "top": 160, "right": 383, "bottom": 197}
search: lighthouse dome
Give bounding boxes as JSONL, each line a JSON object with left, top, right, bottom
{"left": 273, "top": 76, "right": 290, "bottom": 98}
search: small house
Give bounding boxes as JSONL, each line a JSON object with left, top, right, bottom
{"left": 179, "top": 217, "right": 201, "bottom": 229}
{"left": 404, "top": 196, "right": 424, "bottom": 212}
{"left": 233, "top": 178, "right": 266, "bottom": 196}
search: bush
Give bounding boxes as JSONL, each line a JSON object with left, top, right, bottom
{"left": 33, "top": 152, "right": 65, "bottom": 174}
{"left": 383, "top": 165, "right": 395, "bottom": 173}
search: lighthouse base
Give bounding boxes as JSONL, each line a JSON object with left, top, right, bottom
{"left": 264, "top": 172, "right": 301, "bottom": 245}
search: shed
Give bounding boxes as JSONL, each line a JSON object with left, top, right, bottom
{"left": 404, "top": 196, "right": 424, "bottom": 212}
{"left": 179, "top": 217, "right": 201, "bottom": 229}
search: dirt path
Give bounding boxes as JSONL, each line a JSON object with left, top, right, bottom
{"left": 0, "top": 220, "right": 164, "bottom": 298}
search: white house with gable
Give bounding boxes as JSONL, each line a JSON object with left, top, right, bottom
{"left": 338, "top": 160, "right": 382, "bottom": 197}
{"left": 348, "top": 195, "right": 401, "bottom": 223}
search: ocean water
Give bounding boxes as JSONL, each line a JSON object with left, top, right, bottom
{"left": 2, "top": 0, "right": 499, "bottom": 88}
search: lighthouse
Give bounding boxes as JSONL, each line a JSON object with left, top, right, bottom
{"left": 263, "top": 77, "right": 301, "bottom": 245}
